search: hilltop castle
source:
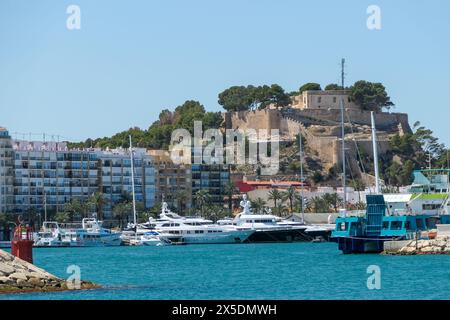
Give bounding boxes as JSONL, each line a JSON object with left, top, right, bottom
{"left": 224, "top": 90, "right": 410, "bottom": 183}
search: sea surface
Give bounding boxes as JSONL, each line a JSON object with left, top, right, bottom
{"left": 1, "top": 243, "right": 449, "bottom": 300}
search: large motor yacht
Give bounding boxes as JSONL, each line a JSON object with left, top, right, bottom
{"left": 138, "top": 202, "right": 255, "bottom": 244}
{"left": 217, "top": 195, "right": 310, "bottom": 242}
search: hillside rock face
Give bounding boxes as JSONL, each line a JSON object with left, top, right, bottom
{"left": 0, "top": 249, "right": 98, "bottom": 294}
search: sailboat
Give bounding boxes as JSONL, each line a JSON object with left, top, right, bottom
{"left": 121, "top": 136, "right": 171, "bottom": 246}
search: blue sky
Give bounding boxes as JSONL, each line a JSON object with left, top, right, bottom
{"left": 1, "top": 0, "right": 449, "bottom": 145}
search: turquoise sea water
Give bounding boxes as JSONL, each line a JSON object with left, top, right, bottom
{"left": 1, "top": 243, "right": 450, "bottom": 300}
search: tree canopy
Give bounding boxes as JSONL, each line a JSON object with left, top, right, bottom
{"left": 218, "top": 84, "right": 290, "bottom": 112}
{"left": 68, "top": 100, "right": 223, "bottom": 150}
{"left": 349, "top": 80, "right": 394, "bottom": 111}
{"left": 299, "top": 82, "right": 322, "bottom": 93}
{"left": 324, "top": 83, "right": 343, "bottom": 90}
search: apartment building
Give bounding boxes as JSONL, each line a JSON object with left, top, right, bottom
{"left": 147, "top": 150, "right": 192, "bottom": 213}
{"left": 100, "top": 148, "right": 156, "bottom": 216}
{"left": 0, "top": 128, "right": 156, "bottom": 219}
{"left": 0, "top": 128, "right": 14, "bottom": 213}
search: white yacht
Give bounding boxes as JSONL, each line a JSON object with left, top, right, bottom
{"left": 217, "top": 195, "right": 310, "bottom": 242}
{"left": 34, "top": 217, "right": 122, "bottom": 247}
{"left": 128, "top": 231, "right": 171, "bottom": 246}
{"left": 142, "top": 202, "right": 254, "bottom": 244}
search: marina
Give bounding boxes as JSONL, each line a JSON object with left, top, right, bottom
{"left": 2, "top": 243, "right": 450, "bottom": 300}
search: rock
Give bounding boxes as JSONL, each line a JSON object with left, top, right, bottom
{"left": 0, "top": 276, "right": 15, "bottom": 285}
{"left": 420, "top": 246, "right": 434, "bottom": 253}
{"left": 9, "top": 272, "right": 28, "bottom": 281}
{"left": 434, "top": 240, "right": 446, "bottom": 248}
{"left": 418, "top": 240, "right": 431, "bottom": 249}
{"left": 433, "top": 246, "right": 442, "bottom": 253}
{"left": 0, "top": 264, "right": 15, "bottom": 275}
{"left": 28, "top": 277, "right": 45, "bottom": 288}
{"left": 16, "top": 279, "right": 35, "bottom": 288}
{"left": 404, "top": 247, "right": 416, "bottom": 254}
{"left": 442, "top": 246, "right": 450, "bottom": 253}
{"left": 0, "top": 250, "right": 13, "bottom": 262}
{"left": 0, "top": 249, "right": 99, "bottom": 294}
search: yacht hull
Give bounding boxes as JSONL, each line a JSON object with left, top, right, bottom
{"left": 162, "top": 230, "right": 254, "bottom": 244}
{"left": 245, "top": 228, "right": 310, "bottom": 243}
{"left": 35, "top": 233, "right": 122, "bottom": 247}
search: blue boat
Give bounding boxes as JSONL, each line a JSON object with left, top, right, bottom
{"left": 332, "top": 171, "right": 450, "bottom": 254}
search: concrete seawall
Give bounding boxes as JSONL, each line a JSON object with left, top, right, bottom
{"left": 0, "top": 249, "right": 99, "bottom": 294}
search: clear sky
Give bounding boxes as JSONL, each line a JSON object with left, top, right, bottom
{"left": 1, "top": 0, "right": 449, "bottom": 145}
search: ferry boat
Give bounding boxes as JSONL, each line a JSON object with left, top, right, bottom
{"left": 331, "top": 112, "right": 450, "bottom": 253}
{"left": 34, "top": 217, "right": 122, "bottom": 247}
{"left": 332, "top": 184, "right": 450, "bottom": 254}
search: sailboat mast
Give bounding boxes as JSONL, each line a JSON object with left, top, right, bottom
{"left": 371, "top": 111, "right": 381, "bottom": 194}
{"left": 129, "top": 135, "right": 137, "bottom": 231}
{"left": 299, "top": 130, "right": 305, "bottom": 224}
{"left": 340, "top": 58, "right": 347, "bottom": 209}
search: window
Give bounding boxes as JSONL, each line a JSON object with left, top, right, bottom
{"left": 423, "top": 204, "right": 440, "bottom": 210}
{"left": 333, "top": 97, "right": 337, "bottom": 103}
{"left": 391, "top": 221, "right": 403, "bottom": 230}
{"left": 317, "top": 97, "right": 321, "bottom": 103}
{"left": 416, "top": 219, "right": 423, "bottom": 228}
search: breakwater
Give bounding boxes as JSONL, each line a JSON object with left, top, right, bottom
{"left": 383, "top": 236, "right": 450, "bottom": 255}
{"left": 0, "top": 249, "right": 98, "bottom": 294}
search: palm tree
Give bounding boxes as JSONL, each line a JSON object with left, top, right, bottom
{"left": 273, "top": 202, "right": 289, "bottom": 217}
{"left": 294, "top": 194, "right": 308, "bottom": 213}
{"left": 204, "top": 205, "right": 227, "bottom": 222}
{"left": 54, "top": 212, "right": 70, "bottom": 223}
{"left": 309, "top": 196, "right": 329, "bottom": 213}
{"left": 282, "top": 186, "right": 297, "bottom": 213}
{"left": 194, "top": 190, "right": 211, "bottom": 217}
{"left": 250, "top": 198, "right": 266, "bottom": 214}
{"left": 64, "top": 198, "right": 89, "bottom": 221}
{"left": 175, "top": 190, "right": 189, "bottom": 215}
{"left": 113, "top": 202, "right": 131, "bottom": 228}
{"left": 88, "top": 192, "right": 106, "bottom": 219}
{"left": 119, "top": 191, "right": 133, "bottom": 203}
{"left": 322, "top": 193, "right": 342, "bottom": 212}
{"left": 224, "top": 181, "right": 237, "bottom": 214}
{"left": 268, "top": 189, "right": 283, "bottom": 208}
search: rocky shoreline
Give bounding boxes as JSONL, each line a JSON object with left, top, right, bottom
{"left": 0, "top": 249, "right": 99, "bottom": 294}
{"left": 383, "top": 236, "right": 450, "bottom": 255}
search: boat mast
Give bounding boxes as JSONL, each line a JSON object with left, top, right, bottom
{"left": 299, "top": 130, "right": 305, "bottom": 224}
{"left": 371, "top": 111, "right": 381, "bottom": 194}
{"left": 129, "top": 135, "right": 138, "bottom": 236}
{"left": 340, "top": 58, "right": 347, "bottom": 209}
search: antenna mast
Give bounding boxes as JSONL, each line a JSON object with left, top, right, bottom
{"left": 340, "top": 58, "right": 347, "bottom": 209}
{"left": 129, "top": 135, "right": 137, "bottom": 237}
{"left": 299, "top": 130, "right": 305, "bottom": 224}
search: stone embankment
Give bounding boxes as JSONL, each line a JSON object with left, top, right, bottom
{"left": 0, "top": 249, "right": 99, "bottom": 294}
{"left": 383, "top": 236, "right": 450, "bottom": 255}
